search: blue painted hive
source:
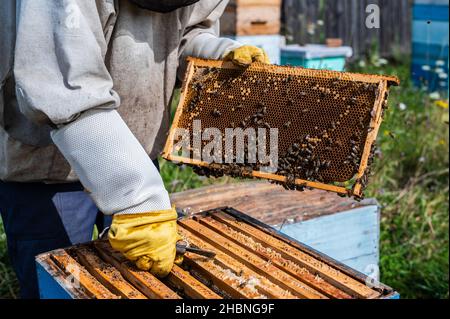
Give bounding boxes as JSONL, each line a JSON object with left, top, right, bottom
{"left": 281, "top": 44, "right": 353, "bottom": 71}
{"left": 412, "top": 0, "right": 449, "bottom": 93}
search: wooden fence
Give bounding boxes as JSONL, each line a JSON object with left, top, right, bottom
{"left": 282, "top": 0, "right": 412, "bottom": 60}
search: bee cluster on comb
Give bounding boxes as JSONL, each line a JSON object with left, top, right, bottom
{"left": 163, "top": 58, "right": 399, "bottom": 200}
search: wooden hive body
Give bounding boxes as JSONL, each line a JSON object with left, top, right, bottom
{"left": 220, "top": 0, "right": 282, "bottom": 36}
{"left": 36, "top": 207, "right": 398, "bottom": 299}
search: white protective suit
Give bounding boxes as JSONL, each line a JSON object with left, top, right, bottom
{"left": 0, "top": 0, "right": 240, "bottom": 214}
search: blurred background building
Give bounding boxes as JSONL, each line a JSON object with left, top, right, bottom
{"left": 220, "top": 0, "right": 449, "bottom": 94}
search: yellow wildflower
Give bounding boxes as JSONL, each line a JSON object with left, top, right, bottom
{"left": 435, "top": 100, "right": 449, "bottom": 109}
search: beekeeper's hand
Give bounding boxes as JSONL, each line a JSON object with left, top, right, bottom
{"left": 108, "top": 207, "right": 183, "bottom": 277}
{"left": 224, "top": 45, "right": 270, "bottom": 67}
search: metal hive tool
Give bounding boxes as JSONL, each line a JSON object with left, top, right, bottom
{"left": 36, "top": 208, "right": 398, "bottom": 299}
{"left": 163, "top": 58, "right": 399, "bottom": 199}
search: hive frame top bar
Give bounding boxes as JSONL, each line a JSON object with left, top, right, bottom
{"left": 183, "top": 57, "right": 400, "bottom": 86}
{"left": 216, "top": 206, "right": 397, "bottom": 296}
{"left": 163, "top": 58, "right": 400, "bottom": 199}
{"left": 37, "top": 206, "right": 399, "bottom": 299}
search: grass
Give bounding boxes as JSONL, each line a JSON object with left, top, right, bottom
{"left": 0, "top": 60, "right": 448, "bottom": 299}
{"left": 0, "top": 220, "right": 19, "bottom": 299}
{"left": 348, "top": 60, "right": 449, "bottom": 299}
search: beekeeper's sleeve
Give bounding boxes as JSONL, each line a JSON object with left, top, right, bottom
{"left": 14, "top": 0, "right": 171, "bottom": 215}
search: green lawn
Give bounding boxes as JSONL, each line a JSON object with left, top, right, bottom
{"left": 348, "top": 61, "right": 449, "bottom": 299}
{"left": 0, "top": 60, "right": 448, "bottom": 299}
{"left": 0, "top": 220, "right": 19, "bottom": 298}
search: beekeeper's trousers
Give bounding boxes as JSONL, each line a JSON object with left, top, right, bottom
{"left": 0, "top": 159, "right": 160, "bottom": 299}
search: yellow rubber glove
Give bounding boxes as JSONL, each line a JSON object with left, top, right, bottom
{"left": 108, "top": 207, "right": 182, "bottom": 278}
{"left": 224, "top": 45, "right": 270, "bottom": 67}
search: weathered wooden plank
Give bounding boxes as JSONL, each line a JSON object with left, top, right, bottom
{"left": 171, "top": 181, "right": 374, "bottom": 225}
{"left": 210, "top": 211, "right": 380, "bottom": 299}
{"left": 74, "top": 246, "right": 147, "bottom": 299}
{"left": 50, "top": 250, "right": 119, "bottom": 299}
{"left": 195, "top": 215, "right": 352, "bottom": 299}
{"left": 236, "top": 4, "right": 281, "bottom": 35}
{"left": 182, "top": 255, "right": 259, "bottom": 299}
{"left": 178, "top": 225, "right": 298, "bottom": 299}
{"left": 91, "top": 241, "right": 220, "bottom": 299}
{"left": 36, "top": 254, "right": 89, "bottom": 299}
{"left": 220, "top": 0, "right": 283, "bottom": 37}
{"left": 179, "top": 219, "right": 327, "bottom": 299}
{"left": 94, "top": 241, "right": 222, "bottom": 299}
{"left": 93, "top": 241, "right": 181, "bottom": 299}
{"left": 282, "top": 0, "right": 412, "bottom": 60}
{"left": 165, "top": 265, "right": 223, "bottom": 299}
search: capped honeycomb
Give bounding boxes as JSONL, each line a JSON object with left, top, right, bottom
{"left": 163, "top": 58, "right": 399, "bottom": 199}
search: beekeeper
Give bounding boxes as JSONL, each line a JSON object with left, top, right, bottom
{"left": 0, "top": 0, "right": 269, "bottom": 298}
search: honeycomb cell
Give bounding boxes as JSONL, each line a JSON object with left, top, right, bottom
{"left": 165, "top": 58, "right": 399, "bottom": 198}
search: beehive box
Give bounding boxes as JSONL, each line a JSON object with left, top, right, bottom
{"left": 281, "top": 44, "right": 353, "bottom": 71}
{"left": 162, "top": 58, "right": 399, "bottom": 199}
{"left": 220, "top": 0, "right": 282, "bottom": 36}
{"left": 411, "top": 0, "right": 449, "bottom": 92}
{"left": 36, "top": 207, "right": 398, "bottom": 299}
{"left": 171, "top": 182, "right": 381, "bottom": 277}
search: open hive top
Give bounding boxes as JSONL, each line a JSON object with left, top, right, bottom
{"left": 37, "top": 208, "right": 397, "bottom": 299}
{"left": 163, "top": 58, "right": 399, "bottom": 199}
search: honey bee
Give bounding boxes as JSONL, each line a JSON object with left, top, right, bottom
{"left": 211, "top": 108, "right": 221, "bottom": 118}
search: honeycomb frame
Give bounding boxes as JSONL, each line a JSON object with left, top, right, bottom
{"left": 163, "top": 58, "right": 399, "bottom": 198}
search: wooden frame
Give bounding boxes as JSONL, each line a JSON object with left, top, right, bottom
{"left": 162, "top": 58, "right": 399, "bottom": 198}
{"left": 36, "top": 207, "right": 399, "bottom": 299}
